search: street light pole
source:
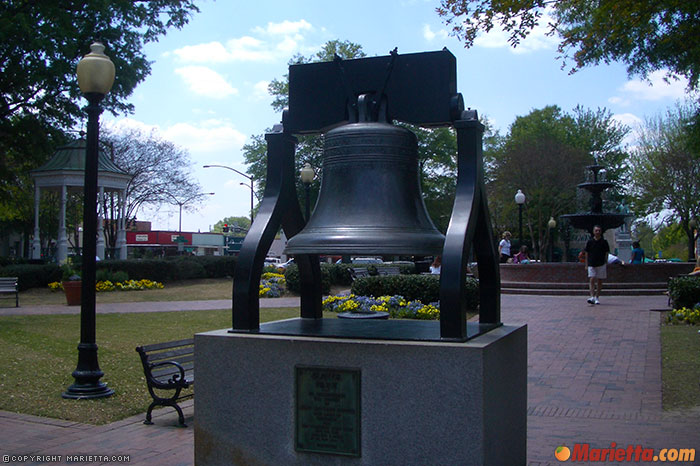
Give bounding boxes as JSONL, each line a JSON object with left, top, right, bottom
{"left": 162, "top": 192, "right": 215, "bottom": 251}
{"left": 203, "top": 165, "right": 254, "bottom": 223}
{"left": 63, "top": 42, "right": 115, "bottom": 400}
{"left": 548, "top": 216, "right": 557, "bottom": 262}
{"left": 515, "top": 189, "right": 526, "bottom": 251}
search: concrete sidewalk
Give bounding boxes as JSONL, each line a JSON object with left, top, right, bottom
{"left": 2, "top": 294, "right": 699, "bottom": 465}
{"left": 0, "top": 296, "right": 300, "bottom": 316}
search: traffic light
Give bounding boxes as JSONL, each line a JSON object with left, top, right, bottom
{"left": 223, "top": 224, "right": 229, "bottom": 233}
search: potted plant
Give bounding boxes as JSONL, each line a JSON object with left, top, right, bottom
{"left": 61, "top": 259, "right": 81, "bottom": 306}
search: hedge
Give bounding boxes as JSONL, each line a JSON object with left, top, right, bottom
{"left": 0, "top": 264, "right": 61, "bottom": 291}
{"left": 668, "top": 275, "right": 700, "bottom": 309}
{"left": 96, "top": 256, "right": 237, "bottom": 283}
{"left": 283, "top": 264, "right": 331, "bottom": 294}
{"left": 351, "top": 274, "right": 480, "bottom": 311}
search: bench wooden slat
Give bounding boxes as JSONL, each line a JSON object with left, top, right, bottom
{"left": 138, "top": 338, "right": 194, "bottom": 353}
{"left": 145, "top": 346, "right": 195, "bottom": 363}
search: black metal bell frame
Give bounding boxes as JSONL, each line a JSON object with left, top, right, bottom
{"left": 231, "top": 49, "right": 501, "bottom": 341}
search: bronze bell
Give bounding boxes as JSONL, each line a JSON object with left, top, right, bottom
{"left": 285, "top": 121, "right": 445, "bottom": 255}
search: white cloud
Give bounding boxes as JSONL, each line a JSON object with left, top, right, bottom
{"left": 161, "top": 120, "right": 247, "bottom": 154}
{"left": 106, "top": 118, "right": 247, "bottom": 155}
{"left": 619, "top": 70, "right": 689, "bottom": 101}
{"left": 611, "top": 112, "right": 643, "bottom": 128}
{"left": 474, "top": 13, "right": 558, "bottom": 54}
{"left": 175, "top": 66, "right": 238, "bottom": 98}
{"left": 253, "top": 19, "right": 312, "bottom": 36}
{"left": 252, "top": 80, "right": 270, "bottom": 99}
{"left": 423, "top": 24, "right": 448, "bottom": 42}
{"left": 173, "top": 38, "right": 272, "bottom": 63}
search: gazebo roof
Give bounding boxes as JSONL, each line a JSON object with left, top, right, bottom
{"left": 31, "top": 139, "right": 128, "bottom": 175}
{"left": 30, "top": 139, "right": 131, "bottom": 191}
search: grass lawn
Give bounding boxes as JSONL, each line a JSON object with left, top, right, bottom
{"left": 0, "top": 307, "right": 338, "bottom": 425}
{"left": 661, "top": 323, "right": 700, "bottom": 410}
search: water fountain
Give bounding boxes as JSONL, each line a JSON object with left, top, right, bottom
{"left": 499, "top": 163, "right": 694, "bottom": 294}
{"left": 560, "top": 164, "right": 627, "bottom": 233}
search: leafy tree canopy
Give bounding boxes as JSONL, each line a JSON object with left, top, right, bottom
{"left": 629, "top": 100, "right": 700, "bottom": 259}
{"left": 436, "top": 0, "right": 700, "bottom": 91}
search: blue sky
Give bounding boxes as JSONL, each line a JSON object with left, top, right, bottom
{"left": 102, "top": 0, "right": 691, "bottom": 232}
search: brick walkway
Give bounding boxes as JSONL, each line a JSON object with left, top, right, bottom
{"left": 2, "top": 294, "right": 699, "bottom": 465}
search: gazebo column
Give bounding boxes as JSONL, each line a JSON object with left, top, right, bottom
{"left": 116, "top": 189, "right": 127, "bottom": 259}
{"left": 96, "top": 187, "right": 105, "bottom": 260}
{"left": 56, "top": 185, "right": 68, "bottom": 263}
{"left": 32, "top": 185, "right": 41, "bottom": 259}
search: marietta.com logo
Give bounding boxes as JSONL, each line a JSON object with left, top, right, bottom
{"left": 555, "top": 443, "right": 695, "bottom": 462}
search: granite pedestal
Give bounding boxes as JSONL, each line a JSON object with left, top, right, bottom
{"left": 194, "top": 320, "right": 526, "bottom": 465}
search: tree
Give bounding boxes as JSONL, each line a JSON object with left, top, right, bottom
{"left": 0, "top": 1, "right": 200, "bottom": 255}
{"left": 101, "top": 126, "right": 202, "bottom": 249}
{"left": 436, "top": 0, "right": 700, "bottom": 90}
{"left": 629, "top": 101, "right": 700, "bottom": 260}
{"left": 212, "top": 216, "right": 252, "bottom": 235}
{"left": 485, "top": 105, "right": 630, "bottom": 259}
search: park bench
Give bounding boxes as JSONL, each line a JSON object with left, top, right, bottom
{"left": 135, "top": 338, "right": 194, "bottom": 427}
{"left": 377, "top": 266, "right": 401, "bottom": 276}
{"left": 350, "top": 266, "right": 402, "bottom": 281}
{"left": 0, "top": 277, "right": 19, "bottom": 307}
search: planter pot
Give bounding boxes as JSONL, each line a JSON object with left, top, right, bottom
{"left": 62, "top": 280, "right": 82, "bottom": 306}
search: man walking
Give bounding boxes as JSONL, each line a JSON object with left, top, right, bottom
{"left": 583, "top": 225, "right": 610, "bottom": 305}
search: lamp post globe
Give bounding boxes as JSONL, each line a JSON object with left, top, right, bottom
{"left": 300, "top": 163, "right": 315, "bottom": 220}
{"left": 63, "top": 42, "right": 115, "bottom": 399}
{"left": 515, "top": 189, "right": 525, "bottom": 251}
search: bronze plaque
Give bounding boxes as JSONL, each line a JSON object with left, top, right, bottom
{"left": 295, "top": 366, "right": 361, "bottom": 456}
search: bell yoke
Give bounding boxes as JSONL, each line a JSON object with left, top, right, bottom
{"left": 231, "top": 48, "right": 501, "bottom": 341}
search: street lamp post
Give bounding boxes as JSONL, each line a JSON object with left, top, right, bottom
{"left": 163, "top": 192, "right": 215, "bottom": 252}
{"left": 548, "top": 216, "right": 557, "bottom": 262}
{"left": 300, "top": 162, "right": 315, "bottom": 221}
{"left": 203, "top": 165, "right": 254, "bottom": 223}
{"left": 689, "top": 218, "right": 697, "bottom": 262}
{"left": 515, "top": 189, "right": 526, "bottom": 251}
{"left": 63, "top": 42, "right": 115, "bottom": 399}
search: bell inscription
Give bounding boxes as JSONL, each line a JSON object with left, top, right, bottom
{"left": 295, "top": 366, "right": 361, "bottom": 456}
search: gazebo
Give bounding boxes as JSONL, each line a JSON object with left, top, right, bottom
{"left": 30, "top": 140, "right": 131, "bottom": 262}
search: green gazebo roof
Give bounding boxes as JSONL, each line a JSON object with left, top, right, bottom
{"left": 31, "top": 139, "right": 128, "bottom": 175}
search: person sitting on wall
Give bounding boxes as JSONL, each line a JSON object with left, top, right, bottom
{"left": 630, "top": 241, "right": 645, "bottom": 264}
{"left": 430, "top": 256, "right": 441, "bottom": 274}
{"left": 513, "top": 245, "right": 530, "bottom": 264}
{"left": 607, "top": 254, "right": 624, "bottom": 265}
{"left": 690, "top": 256, "right": 700, "bottom": 276}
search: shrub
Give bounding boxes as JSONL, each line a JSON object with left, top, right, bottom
{"left": 284, "top": 264, "right": 331, "bottom": 294}
{"left": 0, "top": 264, "right": 61, "bottom": 291}
{"left": 351, "top": 274, "right": 480, "bottom": 311}
{"left": 96, "top": 269, "right": 129, "bottom": 283}
{"left": 668, "top": 276, "right": 700, "bottom": 309}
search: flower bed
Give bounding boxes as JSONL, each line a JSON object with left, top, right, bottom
{"left": 259, "top": 272, "right": 286, "bottom": 298}
{"left": 48, "top": 279, "right": 164, "bottom": 292}
{"left": 322, "top": 294, "right": 440, "bottom": 320}
{"left": 667, "top": 305, "right": 700, "bottom": 325}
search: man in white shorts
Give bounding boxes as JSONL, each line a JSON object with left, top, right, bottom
{"left": 583, "top": 225, "right": 610, "bottom": 305}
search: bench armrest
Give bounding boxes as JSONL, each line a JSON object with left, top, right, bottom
{"left": 146, "top": 361, "right": 190, "bottom": 389}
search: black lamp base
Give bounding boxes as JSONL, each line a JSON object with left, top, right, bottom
{"left": 62, "top": 381, "right": 114, "bottom": 400}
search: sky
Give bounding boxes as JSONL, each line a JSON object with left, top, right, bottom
{"left": 101, "top": 0, "right": 693, "bottom": 233}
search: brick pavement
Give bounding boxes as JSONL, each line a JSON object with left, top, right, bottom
{"left": 2, "top": 294, "right": 699, "bottom": 465}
